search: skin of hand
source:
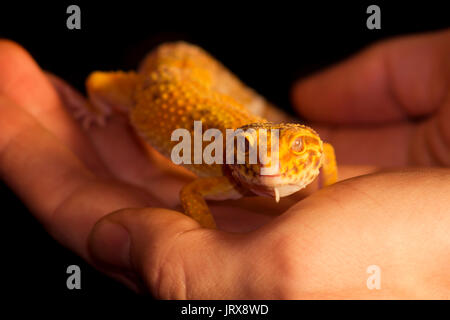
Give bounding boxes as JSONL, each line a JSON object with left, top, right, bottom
{"left": 0, "top": 29, "right": 449, "bottom": 299}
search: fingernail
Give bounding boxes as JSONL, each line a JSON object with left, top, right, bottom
{"left": 90, "top": 221, "right": 131, "bottom": 270}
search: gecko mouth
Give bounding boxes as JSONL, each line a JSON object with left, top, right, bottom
{"left": 259, "top": 173, "right": 281, "bottom": 178}
{"left": 250, "top": 182, "right": 304, "bottom": 202}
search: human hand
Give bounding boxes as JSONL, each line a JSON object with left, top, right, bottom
{"left": 292, "top": 29, "right": 450, "bottom": 167}
{"left": 0, "top": 29, "right": 449, "bottom": 299}
{"left": 0, "top": 38, "right": 324, "bottom": 294}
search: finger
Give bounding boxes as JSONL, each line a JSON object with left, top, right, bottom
{"left": 89, "top": 207, "right": 249, "bottom": 298}
{"left": 0, "top": 40, "right": 107, "bottom": 174}
{"left": 312, "top": 122, "right": 414, "bottom": 166}
{"left": 315, "top": 102, "right": 450, "bottom": 167}
{"left": 0, "top": 94, "right": 157, "bottom": 259}
{"left": 410, "top": 90, "right": 450, "bottom": 166}
{"left": 83, "top": 115, "right": 192, "bottom": 207}
{"left": 291, "top": 29, "right": 450, "bottom": 124}
{"left": 86, "top": 164, "right": 381, "bottom": 298}
{"left": 251, "top": 168, "right": 450, "bottom": 299}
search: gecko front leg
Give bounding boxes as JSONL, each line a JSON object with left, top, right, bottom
{"left": 86, "top": 71, "right": 141, "bottom": 119}
{"left": 180, "top": 176, "right": 243, "bottom": 228}
{"left": 321, "top": 142, "right": 338, "bottom": 187}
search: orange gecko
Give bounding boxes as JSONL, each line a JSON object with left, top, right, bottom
{"left": 79, "top": 42, "right": 337, "bottom": 228}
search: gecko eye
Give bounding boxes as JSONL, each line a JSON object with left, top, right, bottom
{"left": 291, "top": 136, "right": 305, "bottom": 154}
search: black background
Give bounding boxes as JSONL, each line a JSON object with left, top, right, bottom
{"left": 0, "top": 1, "right": 448, "bottom": 301}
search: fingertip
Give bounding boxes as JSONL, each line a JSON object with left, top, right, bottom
{"left": 90, "top": 207, "right": 205, "bottom": 265}
{"left": 0, "top": 38, "right": 59, "bottom": 112}
{"left": 292, "top": 30, "right": 450, "bottom": 125}
{"left": 0, "top": 39, "right": 40, "bottom": 78}
{"left": 290, "top": 46, "right": 398, "bottom": 124}
{"left": 106, "top": 207, "right": 203, "bottom": 238}
{"left": 290, "top": 36, "right": 419, "bottom": 124}
{"left": 89, "top": 207, "right": 214, "bottom": 298}
{"left": 0, "top": 39, "right": 28, "bottom": 55}
{"left": 89, "top": 218, "right": 132, "bottom": 271}
{"left": 290, "top": 77, "right": 308, "bottom": 115}
{"left": 291, "top": 73, "right": 326, "bottom": 120}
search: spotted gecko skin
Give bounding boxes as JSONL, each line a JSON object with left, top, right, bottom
{"left": 85, "top": 42, "right": 338, "bottom": 228}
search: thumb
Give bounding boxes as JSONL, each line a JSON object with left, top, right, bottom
{"left": 88, "top": 207, "right": 243, "bottom": 298}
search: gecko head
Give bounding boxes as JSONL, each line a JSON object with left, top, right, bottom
{"left": 227, "top": 123, "right": 324, "bottom": 201}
